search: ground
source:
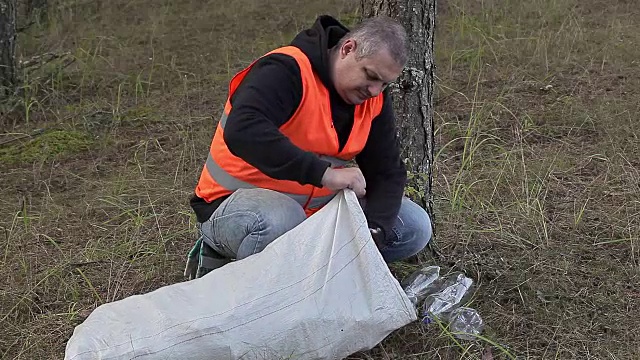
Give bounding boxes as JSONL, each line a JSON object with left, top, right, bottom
{"left": 1, "top": 0, "right": 639, "bottom": 359}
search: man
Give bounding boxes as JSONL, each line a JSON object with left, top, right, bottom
{"left": 185, "top": 15, "right": 432, "bottom": 279}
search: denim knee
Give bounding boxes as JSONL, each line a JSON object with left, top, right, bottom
{"left": 406, "top": 200, "right": 433, "bottom": 251}
{"left": 380, "top": 198, "right": 432, "bottom": 262}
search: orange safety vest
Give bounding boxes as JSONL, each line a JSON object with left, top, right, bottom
{"left": 195, "top": 46, "right": 385, "bottom": 216}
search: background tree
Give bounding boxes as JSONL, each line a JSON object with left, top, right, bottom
{"left": 360, "top": 0, "right": 437, "bottom": 237}
{"left": 0, "top": 0, "right": 18, "bottom": 102}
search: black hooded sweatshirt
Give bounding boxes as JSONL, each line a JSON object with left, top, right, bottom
{"left": 190, "top": 15, "right": 407, "bottom": 240}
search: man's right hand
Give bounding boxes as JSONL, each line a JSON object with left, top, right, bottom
{"left": 321, "top": 167, "right": 366, "bottom": 198}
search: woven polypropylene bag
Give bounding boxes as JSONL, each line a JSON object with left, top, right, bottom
{"left": 65, "top": 190, "right": 417, "bottom": 360}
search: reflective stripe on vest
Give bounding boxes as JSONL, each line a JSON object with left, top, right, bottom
{"left": 219, "top": 112, "right": 229, "bottom": 129}
{"left": 205, "top": 152, "right": 337, "bottom": 209}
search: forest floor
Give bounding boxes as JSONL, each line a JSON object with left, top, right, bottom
{"left": 1, "top": 0, "right": 639, "bottom": 358}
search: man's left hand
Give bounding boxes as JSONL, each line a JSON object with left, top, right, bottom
{"left": 369, "top": 227, "right": 384, "bottom": 248}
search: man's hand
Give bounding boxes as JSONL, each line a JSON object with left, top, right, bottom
{"left": 321, "top": 167, "right": 366, "bottom": 198}
{"left": 369, "top": 227, "right": 384, "bottom": 248}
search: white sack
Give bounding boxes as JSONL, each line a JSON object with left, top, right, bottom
{"left": 65, "top": 190, "right": 417, "bottom": 360}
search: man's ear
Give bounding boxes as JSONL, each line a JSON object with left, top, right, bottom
{"left": 341, "top": 39, "right": 357, "bottom": 58}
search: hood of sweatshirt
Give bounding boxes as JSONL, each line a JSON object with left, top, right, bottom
{"left": 290, "top": 15, "right": 350, "bottom": 97}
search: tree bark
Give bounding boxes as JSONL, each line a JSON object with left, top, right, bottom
{"left": 0, "top": 0, "right": 18, "bottom": 101}
{"left": 360, "top": 0, "right": 436, "bottom": 217}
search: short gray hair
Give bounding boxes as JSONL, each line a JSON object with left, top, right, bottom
{"left": 338, "top": 16, "right": 408, "bottom": 66}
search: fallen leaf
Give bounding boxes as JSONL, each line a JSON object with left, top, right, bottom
{"left": 482, "top": 345, "right": 494, "bottom": 360}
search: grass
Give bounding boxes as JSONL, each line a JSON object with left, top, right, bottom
{"left": 0, "top": 129, "right": 92, "bottom": 165}
{"left": 1, "top": 0, "right": 639, "bottom": 359}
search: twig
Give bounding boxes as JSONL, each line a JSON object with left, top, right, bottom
{"left": 0, "top": 129, "right": 45, "bottom": 146}
{"left": 19, "top": 52, "right": 72, "bottom": 69}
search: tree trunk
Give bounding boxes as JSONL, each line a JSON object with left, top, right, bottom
{"left": 360, "top": 0, "right": 436, "bottom": 218}
{"left": 0, "top": 0, "right": 18, "bottom": 101}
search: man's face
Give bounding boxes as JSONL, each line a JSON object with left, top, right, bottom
{"left": 332, "top": 39, "right": 403, "bottom": 105}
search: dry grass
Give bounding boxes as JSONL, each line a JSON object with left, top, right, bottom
{"left": 1, "top": 0, "right": 639, "bottom": 359}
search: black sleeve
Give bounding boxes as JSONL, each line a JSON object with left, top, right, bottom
{"left": 355, "top": 92, "right": 407, "bottom": 239}
{"left": 223, "top": 53, "right": 331, "bottom": 187}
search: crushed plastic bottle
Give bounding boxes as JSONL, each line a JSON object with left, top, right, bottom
{"left": 401, "top": 265, "right": 441, "bottom": 306}
{"left": 422, "top": 272, "right": 473, "bottom": 323}
{"left": 403, "top": 268, "right": 485, "bottom": 340}
{"left": 448, "top": 307, "right": 484, "bottom": 340}
{"left": 419, "top": 273, "right": 484, "bottom": 340}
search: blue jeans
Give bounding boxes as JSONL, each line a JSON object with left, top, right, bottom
{"left": 199, "top": 188, "right": 432, "bottom": 263}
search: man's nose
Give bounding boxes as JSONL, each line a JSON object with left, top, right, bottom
{"left": 367, "top": 83, "right": 383, "bottom": 97}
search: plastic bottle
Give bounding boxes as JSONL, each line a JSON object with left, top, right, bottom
{"left": 448, "top": 307, "right": 484, "bottom": 340}
{"left": 404, "top": 268, "right": 484, "bottom": 340}
{"left": 421, "top": 272, "right": 473, "bottom": 323}
{"left": 420, "top": 273, "right": 484, "bottom": 340}
{"left": 401, "top": 265, "right": 441, "bottom": 306}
